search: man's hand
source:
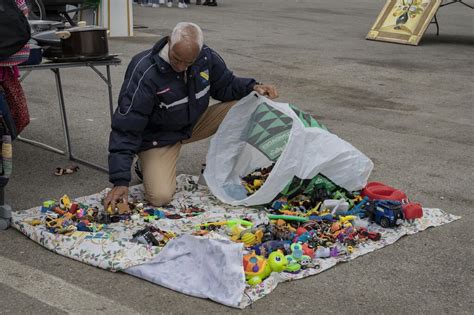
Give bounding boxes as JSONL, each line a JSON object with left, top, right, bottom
{"left": 253, "top": 84, "right": 278, "bottom": 99}
{"left": 103, "top": 186, "right": 129, "bottom": 211}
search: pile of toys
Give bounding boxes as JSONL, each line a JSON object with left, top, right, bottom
{"left": 195, "top": 211, "right": 382, "bottom": 285}
{"left": 241, "top": 164, "right": 274, "bottom": 195}
{"left": 33, "top": 168, "right": 424, "bottom": 287}
{"left": 131, "top": 226, "right": 176, "bottom": 247}
{"left": 207, "top": 170, "right": 426, "bottom": 286}
{"left": 36, "top": 195, "right": 106, "bottom": 235}
{"left": 35, "top": 195, "right": 203, "bottom": 243}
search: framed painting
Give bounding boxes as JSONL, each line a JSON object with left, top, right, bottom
{"left": 366, "top": 0, "right": 442, "bottom": 45}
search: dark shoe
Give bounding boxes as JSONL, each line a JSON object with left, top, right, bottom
{"left": 202, "top": 0, "right": 210, "bottom": 5}
{"left": 0, "top": 205, "right": 12, "bottom": 230}
{"left": 134, "top": 159, "right": 143, "bottom": 182}
{"left": 208, "top": 0, "right": 217, "bottom": 6}
{"left": 196, "top": 0, "right": 201, "bottom": 4}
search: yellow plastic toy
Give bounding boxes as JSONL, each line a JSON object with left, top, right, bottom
{"left": 339, "top": 215, "right": 357, "bottom": 223}
{"left": 230, "top": 226, "right": 263, "bottom": 247}
{"left": 59, "top": 195, "right": 72, "bottom": 210}
{"left": 240, "top": 229, "right": 263, "bottom": 247}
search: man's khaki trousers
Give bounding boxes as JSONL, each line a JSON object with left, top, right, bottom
{"left": 138, "top": 101, "right": 235, "bottom": 206}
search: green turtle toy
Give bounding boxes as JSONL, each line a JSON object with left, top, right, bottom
{"left": 243, "top": 251, "right": 288, "bottom": 285}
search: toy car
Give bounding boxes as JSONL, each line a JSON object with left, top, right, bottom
{"left": 357, "top": 227, "right": 382, "bottom": 241}
{"left": 365, "top": 200, "right": 404, "bottom": 228}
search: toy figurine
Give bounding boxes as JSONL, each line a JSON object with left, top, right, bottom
{"left": 357, "top": 227, "right": 381, "bottom": 241}
{"left": 45, "top": 216, "right": 64, "bottom": 232}
{"left": 285, "top": 243, "right": 312, "bottom": 273}
{"left": 300, "top": 256, "right": 319, "bottom": 269}
{"left": 250, "top": 240, "right": 291, "bottom": 257}
{"left": 271, "top": 198, "right": 288, "bottom": 211}
{"left": 231, "top": 225, "right": 264, "bottom": 247}
{"left": 51, "top": 206, "right": 67, "bottom": 216}
{"left": 198, "top": 219, "right": 253, "bottom": 230}
{"left": 59, "top": 195, "right": 72, "bottom": 210}
{"left": 302, "top": 243, "right": 315, "bottom": 258}
{"left": 57, "top": 225, "right": 77, "bottom": 235}
{"left": 27, "top": 219, "right": 42, "bottom": 226}
{"left": 68, "top": 203, "right": 79, "bottom": 214}
{"left": 76, "top": 221, "right": 90, "bottom": 232}
{"left": 116, "top": 202, "right": 130, "bottom": 214}
{"left": 41, "top": 200, "right": 56, "bottom": 213}
{"left": 243, "top": 251, "right": 288, "bottom": 285}
{"left": 315, "top": 246, "right": 331, "bottom": 258}
{"left": 240, "top": 230, "right": 263, "bottom": 247}
{"left": 132, "top": 227, "right": 160, "bottom": 246}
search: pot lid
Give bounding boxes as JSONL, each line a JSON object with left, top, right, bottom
{"left": 29, "top": 20, "right": 64, "bottom": 26}
{"left": 67, "top": 25, "right": 108, "bottom": 32}
{"left": 32, "top": 30, "right": 61, "bottom": 42}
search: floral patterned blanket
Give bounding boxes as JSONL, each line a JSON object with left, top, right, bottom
{"left": 11, "top": 175, "right": 460, "bottom": 308}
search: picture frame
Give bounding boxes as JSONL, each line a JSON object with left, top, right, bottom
{"left": 366, "top": 0, "right": 442, "bottom": 45}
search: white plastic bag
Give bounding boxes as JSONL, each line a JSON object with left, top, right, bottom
{"left": 204, "top": 92, "right": 373, "bottom": 206}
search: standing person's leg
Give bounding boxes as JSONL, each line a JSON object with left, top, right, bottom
{"left": 182, "top": 101, "right": 236, "bottom": 144}
{"left": 138, "top": 143, "right": 182, "bottom": 206}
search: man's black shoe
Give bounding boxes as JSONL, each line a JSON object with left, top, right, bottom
{"left": 134, "top": 160, "right": 143, "bottom": 182}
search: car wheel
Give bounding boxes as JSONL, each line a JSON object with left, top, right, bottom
{"left": 380, "top": 217, "right": 390, "bottom": 228}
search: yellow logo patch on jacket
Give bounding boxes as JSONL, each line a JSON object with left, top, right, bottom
{"left": 200, "top": 70, "right": 209, "bottom": 81}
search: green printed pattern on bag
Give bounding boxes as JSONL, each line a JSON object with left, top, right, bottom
{"left": 289, "top": 104, "right": 328, "bottom": 130}
{"left": 246, "top": 102, "right": 293, "bottom": 161}
{"left": 278, "top": 174, "right": 338, "bottom": 198}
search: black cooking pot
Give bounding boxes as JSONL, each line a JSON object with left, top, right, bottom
{"left": 55, "top": 25, "right": 108, "bottom": 58}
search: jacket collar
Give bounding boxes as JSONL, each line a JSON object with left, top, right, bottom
{"left": 152, "top": 37, "right": 173, "bottom": 73}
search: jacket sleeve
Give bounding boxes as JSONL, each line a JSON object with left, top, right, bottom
{"left": 208, "top": 49, "right": 257, "bottom": 102}
{"left": 108, "top": 63, "right": 156, "bottom": 187}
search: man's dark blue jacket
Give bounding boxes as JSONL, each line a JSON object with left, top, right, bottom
{"left": 108, "top": 37, "right": 257, "bottom": 187}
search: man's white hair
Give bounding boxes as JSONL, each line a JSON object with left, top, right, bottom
{"left": 170, "top": 22, "right": 204, "bottom": 50}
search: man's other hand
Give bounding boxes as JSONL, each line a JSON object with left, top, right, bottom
{"left": 103, "top": 186, "right": 129, "bottom": 210}
{"left": 253, "top": 84, "right": 278, "bottom": 99}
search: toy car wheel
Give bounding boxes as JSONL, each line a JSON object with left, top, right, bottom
{"left": 380, "top": 217, "right": 390, "bottom": 228}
